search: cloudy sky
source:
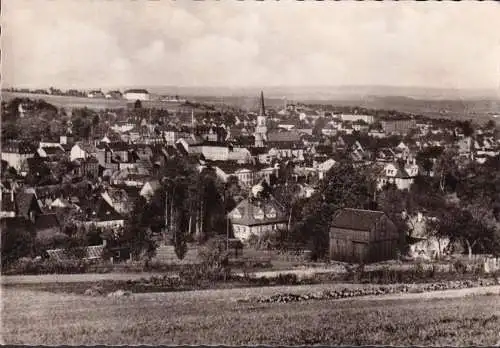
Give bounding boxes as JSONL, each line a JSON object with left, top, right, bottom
{"left": 2, "top": 1, "right": 500, "bottom": 90}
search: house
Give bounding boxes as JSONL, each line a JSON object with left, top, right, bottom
{"left": 87, "top": 90, "right": 105, "bottom": 98}
{"left": 1, "top": 141, "right": 36, "bottom": 173}
{"left": 394, "top": 141, "right": 411, "bottom": 159}
{"left": 15, "top": 188, "right": 43, "bottom": 222}
{"left": 406, "top": 212, "right": 450, "bottom": 259}
{"left": 352, "top": 120, "right": 370, "bottom": 133}
{"left": 36, "top": 146, "right": 66, "bottom": 161}
{"left": 376, "top": 148, "right": 396, "bottom": 163}
{"left": 457, "top": 137, "right": 473, "bottom": 159}
{"left": 70, "top": 143, "right": 96, "bottom": 162}
{"left": 266, "top": 131, "right": 305, "bottom": 160}
{"left": 228, "top": 185, "right": 288, "bottom": 242}
{"left": 380, "top": 118, "right": 417, "bottom": 135}
{"left": 124, "top": 89, "right": 150, "bottom": 101}
{"left": 315, "top": 158, "right": 336, "bottom": 180}
{"left": 377, "top": 160, "right": 419, "bottom": 190}
{"left": 79, "top": 195, "right": 125, "bottom": 229}
{"left": 110, "top": 167, "right": 151, "bottom": 187}
{"left": 329, "top": 208, "right": 400, "bottom": 263}
{"left": 106, "top": 90, "right": 123, "bottom": 99}
{"left": 72, "top": 156, "right": 99, "bottom": 179}
{"left": 340, "top": 114, "right": 374, "bottom": 124}
{"left": 140, "top": 180, "right": 160, "bottom": 201}
{"left": 101, "top": 187, "right": 138, "bottom": 215}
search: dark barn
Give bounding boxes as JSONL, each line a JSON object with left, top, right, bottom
{"left": 329, "top": 208, "right": 401, "bottom": 263}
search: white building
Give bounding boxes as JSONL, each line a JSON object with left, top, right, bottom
{"left": 124, "top": 89, "right": 150, "bottom": 101}
{"left": 340, "top": 114, "right": 374, "bottom": 124}
{"left": 228, "top": 185, "right": 288, "bottom": 242}
{"left": 377, "top": 161, "right": 419, "bottom": 190}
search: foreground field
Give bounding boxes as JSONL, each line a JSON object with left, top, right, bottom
{"left": 2, "top": 285, "right": 499, "bottom": 345}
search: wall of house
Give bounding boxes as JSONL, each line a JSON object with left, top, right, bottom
{"left": 233, "top": 222, "right": 287, "bottom": 241}
{"left": 330, "top": 218, "right": 400, "bottom": 263}
{"left": 340, "top": 114, "right": 374, "bottom": 124}
{"left": 84, "top": 220, "right": 124, "bottom": 228}
{"left": 70, "top": 146, "right": 87, "bottom": 161}
{"left": 200, "top": 146, "right": 229, "bottom": 161}
{"left": 1, "top": 152, "right": 34, "bottom": 171}
{"left": 124, "top": 93, "right": 149, "bottom": 101}
{"left": 381, "top": 119, "right": 417, "bottom": 135}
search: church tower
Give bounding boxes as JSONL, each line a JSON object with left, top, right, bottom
{"left": 254, "top": 91, "right": 267, "bottom": 147}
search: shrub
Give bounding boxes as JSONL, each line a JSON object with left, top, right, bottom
{"left": 275, "top": 273, "right": 299, "bottom": 285}
{"left": 4, "top": 258, "right": 93, "bottom": 275}
{"left": 454, "top": 260, "right": 467, "bottom": 274}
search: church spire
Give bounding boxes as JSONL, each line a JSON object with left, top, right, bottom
{"left": 259, "top": 90, "right": 265, "bottom": 116}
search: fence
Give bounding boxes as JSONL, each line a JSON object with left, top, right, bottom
{"left": 46, "top": 245, "right": 104, "bottom": 261}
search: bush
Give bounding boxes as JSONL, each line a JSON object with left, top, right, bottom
{"left": 454, "top": 260, "right": 467, "bottom": 274}
{"left": 4, "top": 258, "right": 93, "bottom": 275}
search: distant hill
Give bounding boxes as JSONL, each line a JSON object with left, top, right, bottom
{"left": 131, "top": 85, "right": 499, "bottom": 101}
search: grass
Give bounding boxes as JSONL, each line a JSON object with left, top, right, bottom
{"left": 2, "top": 285, "right": 499, "bottom": 345}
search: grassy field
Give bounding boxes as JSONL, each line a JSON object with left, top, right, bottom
{"left": 2, "top": 284, "right": 499, "bottom": 345}
{"left": 2, "top": 91, "right": 184, "bottom": 111}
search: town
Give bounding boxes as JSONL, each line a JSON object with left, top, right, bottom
{"left": 2, "top": 88, "right": 499, "bottom": 267}
{"left": 2, "top": 0, "right": 500, "bottom": 346}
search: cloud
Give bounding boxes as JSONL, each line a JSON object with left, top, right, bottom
{"left": 2, "top": 0, "right": 500, "bottom": 90}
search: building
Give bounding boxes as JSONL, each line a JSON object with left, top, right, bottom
{"left": 340, "top": 114, "right": 374, "bottom": 124}
{"left": 381, "top": 118, "right": 417, "bottom": 135}
{"left": 79, "top": 195, "right": 125, "bottom": 229}
{"left": 1, "top": 141, "right": 36, "bottom": 172}
{"left": 253, "top": 91, "right": 268, "bottom": 147}
{"left": 228, "top": 184, "right": 288, "bottom": 241}
{"left": 377, "top": 160, "right": 419, "bottom": 190}
{"left": 70, "top": 143, "right": 95, "bottom": 162}
{"left": 106, "top": 90, "right": 123, "bottom": 99}
{"left": 329, "top": 208, "right": 400, "bottom": 263}
{"left": 124, "top": 89, "right": 150, "bottom": 101}
{"left": 87, "top": 90, "right": 105, "bottom": 98}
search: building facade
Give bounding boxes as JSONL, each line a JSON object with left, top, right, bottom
{"left": 329, "top": 208, "right": 400, "bottom": 263}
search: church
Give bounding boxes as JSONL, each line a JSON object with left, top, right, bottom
{"left": 253, "top": 91, "right": 268, "bottom": 148}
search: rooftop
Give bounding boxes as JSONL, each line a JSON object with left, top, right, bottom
{"left": 331, "top": 208, "right": 386, "bottom": 231}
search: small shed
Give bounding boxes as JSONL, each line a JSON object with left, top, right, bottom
{"left": 329, "top": 208, "right": 400, "bottom": 263}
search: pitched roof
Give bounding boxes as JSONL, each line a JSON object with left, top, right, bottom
{"left": 267, "top": 131, "right": 302, "bottom": 143}
{"left": 124, "top": 89, "right": 149, "bottom": 94}
{"left": 331, "top": 208, "right": 385, "bottom": 231}
{"left": 41, "top": 146, "right": 65, "bottom": 156}
{"left": 35, "top": 214, "right": 61, "bottom": 230}
{"left": 229, "top": 196, "right": 287, "bottom": 226}
{"left": 80, "top": 196, "right": 124, "bottom": 222}
{"left": 15, "top": 190, "right": 41, "bottom": 218}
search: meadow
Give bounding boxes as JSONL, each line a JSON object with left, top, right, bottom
{"left": 2, "top": 284, "right": 499, "bottom": 345}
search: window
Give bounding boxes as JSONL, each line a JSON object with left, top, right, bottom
{"left": 254, "top": 208, "right": 264, "bottom": 220}
{"left": 233, "top": 210, "right": 242, "bottom": 219}
{"left": 267, "top": 208, "right": 277, "bottom": 219}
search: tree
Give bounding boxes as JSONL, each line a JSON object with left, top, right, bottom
{"left": 430, "top": 204, "right": 499, "bottom": 259}
{"left": 295, "top": 161, "right": 376, "bottom": 259}
{"left": 1, "top": 218, "right": 35, "bottom": 266}
{"left": 123, "top": 197, "right": 158, "bottom": 260}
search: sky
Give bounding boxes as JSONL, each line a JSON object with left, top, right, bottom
{"left": 2, "top": 1, "right": 500, "bottom": 91}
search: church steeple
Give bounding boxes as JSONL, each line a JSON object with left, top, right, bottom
{"left": 259, "top": 90, "right": 266, "bottom": 116}
{"left": 254, "top": 90, "right": 268, "bottom": 147}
